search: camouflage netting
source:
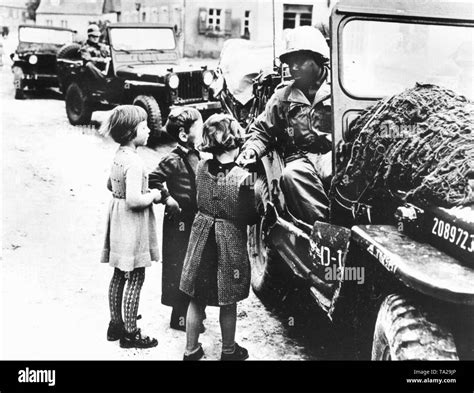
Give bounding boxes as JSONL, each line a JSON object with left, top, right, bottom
{"left": 331, "top": 83, "right": 473, "bottom": 221}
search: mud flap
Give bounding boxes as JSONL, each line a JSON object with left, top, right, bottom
{"left": 310, "top": 222, "right": 351, "bottom": 320}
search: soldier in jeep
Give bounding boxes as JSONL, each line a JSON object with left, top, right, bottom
{"left": 80, "top": 24, "right": 110, "bottom": 85}
{"left": 237, "top": 27, "right": 332, "bottom": 225}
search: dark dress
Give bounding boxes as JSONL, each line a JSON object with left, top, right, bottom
{"left": 180, "top": 158, "right": 257, "bottom": 306}
{"left": 148, "top": 144, "right": 200, "bottom": 307}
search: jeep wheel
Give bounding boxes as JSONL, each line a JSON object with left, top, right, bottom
{"left": 372, "top": 294, "right": 458, "bottom": 360}
{"left": 65, "top": 83, "right": 92, "bottom": 125}
{"left": 248, "top": 175, "right": 292, "bottom": 306}
{"left": 133, "top": 95, "right": 162, "bottom": 142}
{"left": 12, "top": 66, "right": 25, "bottom": 99}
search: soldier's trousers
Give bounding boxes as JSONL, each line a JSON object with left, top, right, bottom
{"left": 280, "top": 152, "right": 332, "bottom": 224}
{"left": 85, "top": 61, "right": 106, "bottom": 83}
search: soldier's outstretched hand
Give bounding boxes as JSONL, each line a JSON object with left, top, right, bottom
{"left": 236, "top": 149, "right": 256, "bottom": 167}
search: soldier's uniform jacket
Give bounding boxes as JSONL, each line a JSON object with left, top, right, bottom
{"left": 243, "top": 71, "right": 332, "bottom": 161}
{"left": 80, "top": 40, "right": 110, "bottom": 64}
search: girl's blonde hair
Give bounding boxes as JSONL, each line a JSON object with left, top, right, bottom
{"left": 199, "top": 114, "right": 243, "bottom": 154}
{"left": 165, "top": 107, "right": 201, "bottom": 140}
{"left": 100, "top": 105, "right": 147, "bottom": 145}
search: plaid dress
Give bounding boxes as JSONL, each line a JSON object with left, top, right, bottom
{"left": 180, "top": 159, "right": 256, "bottom": 305}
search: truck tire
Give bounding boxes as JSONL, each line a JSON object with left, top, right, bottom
{"left": 12, "top": 66, "right": 25, "bottom": 99}
{"left": 57, "top": 43, "right": 81, "bottom": 60}
{"left": 65, "top": 83, "right": 92, "bottom": 125}
{"left": 248, "top": 175, "right": 292, "bottom": 306}
{"left": 372, "top": 294, "right": 458, "bottom": 360}
{"left": 132, "top": 95, "right": 162, "bottom": 142}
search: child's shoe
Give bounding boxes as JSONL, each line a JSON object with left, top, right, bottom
{"left": 107, "top": 320, "right": 124, "bottom": 341}
{"left": 119, "top": 328, "right": 158, "bottom": 349}
{"left": 183, "top": 344, "right": 204, "bottom": 361}
{"left": 220, "top": 343, "right": 249, "bottom": 361}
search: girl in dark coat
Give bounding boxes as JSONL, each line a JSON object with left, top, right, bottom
{"left": 148, "top": 107, "right": 203, "bottom": 331}
{"left": 180, "top": 114, "right": 257, "bottom": 361}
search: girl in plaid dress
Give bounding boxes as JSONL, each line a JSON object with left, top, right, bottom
{"left": 180, "top": 114, "right": 257, "bottom": 360}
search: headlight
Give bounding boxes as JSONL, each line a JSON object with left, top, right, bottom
{"left": 202, "top": 70, "right": 213, "bottom": 86}
{"left": 28, "top": 55, "right": 38, "bottom": 65}
{"left": 168, "top": 74, "right": 179, "bottom": 89}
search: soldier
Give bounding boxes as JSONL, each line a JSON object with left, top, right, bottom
{"left": 80, "top": 24, "right": 110, "bottom": 85}
{"left": 237, "top": 26, "right": 332, "bottom": 224}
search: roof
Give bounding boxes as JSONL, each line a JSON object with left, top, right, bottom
{"left": 36, "top": 0, "right": 106, "bottom": 15}
{"left": 334, "top": 0, "right": 474, "bottom": 22}
{"left": 0, "top": 0, "right": 26, "bottom": 8}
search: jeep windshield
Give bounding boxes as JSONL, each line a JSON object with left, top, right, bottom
{"left": 341, "top": 20, "right": 473, "bottom": 100}
{"left": 19, "top": 27, "right": 74, "bottom": 45}
{"left": 110, "top": 28, "right": 176, "bottom": 51}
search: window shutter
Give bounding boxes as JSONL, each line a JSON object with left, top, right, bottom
{"left": 224, "top": 9, "right": 232, "bottom": 35}
{"left": 198, "top": 8, "right": 207, "bottom": 34}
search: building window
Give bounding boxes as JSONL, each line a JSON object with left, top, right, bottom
{"left": 46, "top": 19, "right": 53, "bottom": 26}
{"left": 61, "top": 20, "right": 68, "bottom": 28}
{"left": 283, "top": 4, "right": 313, "bottom": 29}
{"left": 242, "top": 10, "right": 250, "bottom": 39}
{"left": 207, "top": 8, "right": 222, "bottom": 32}
{"left": 142, "top": 11, "right": 146, "bottom": 22}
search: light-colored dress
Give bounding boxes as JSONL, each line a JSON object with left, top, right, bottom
{"left": 101, "top": 146, "right": 159, "bottom": 272}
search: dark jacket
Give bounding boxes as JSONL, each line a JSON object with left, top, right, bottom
{"left": 148, "top": 144, "right": 201, "bottom": 307}
{"left": 80, "top": 39, "right": 110, "bottom": 65}
{"left": 148, "top": 144, "right": 200, "bottom": 215}
{"left": 243, "top": 73, "right": 332, "bottom": 160}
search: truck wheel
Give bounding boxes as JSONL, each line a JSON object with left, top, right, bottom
{"left": 12, "top": 66, "right": 25, "bottom": 99}
{"left": 372, "top": 294, "right": 458, "bottom": 360}
{"left": 249, "top": 175, "right": 292, "bottom": 306}
{"left": 133, "top": 95, "right": 162, "bottom": 142}
{"left": 65, "top": 83, "right": 92, "bottom": 125}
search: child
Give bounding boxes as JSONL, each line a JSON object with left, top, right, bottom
{"left": 148, "top": 107, "right": 204, "bottom": 332}
{"left": 100, "top": 105, "right": 161, "bottom": 349}
{"left": 179, "top": 114, "right": 257, "bottom": 360}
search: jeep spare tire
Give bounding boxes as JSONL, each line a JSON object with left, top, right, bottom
{"left": 132, "top": 95, "right": 162, "bottom": 142}
{"left": 65, "top": 83, "right": 92, "bottom": 125}
{"left": 57, "top": 43, "right": 82, "bottom": 60}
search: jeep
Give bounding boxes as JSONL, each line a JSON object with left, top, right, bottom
{"left": 56, "top": 23, "right": 221, "bottom": 142}
{"left": 11, "top": 24, "right": 76, "bottom": 99}
{"left": 221, "top": 0, "right": 474, "bottom": 360}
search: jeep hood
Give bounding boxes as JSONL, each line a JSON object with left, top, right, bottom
{"left": 116, "top": 62, "right": 212, "bottom": 82}
{"left": 16, "top": 41, "right": 64, "bottom": 55}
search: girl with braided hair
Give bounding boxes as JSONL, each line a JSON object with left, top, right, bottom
{"left": 100, "top": 105, "right": 161, "bottom": 349}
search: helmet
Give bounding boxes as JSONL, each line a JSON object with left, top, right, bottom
{"left": 87, "top": 24, "right": 100, "bottom": 37}
{"left": 279, "top": 26, "right": 329, "bottom": 65}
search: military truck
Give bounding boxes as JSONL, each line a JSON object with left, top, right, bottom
{"left": 56, "top": 23, "right": 221, "bottom": 142}
{"left": 234, "top": 0, "right": 474, "bottom": 360}
{"left": 11, "top": 25, "right": 76, "bottom": 99}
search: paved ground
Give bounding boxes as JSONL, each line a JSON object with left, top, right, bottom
{"left": 0, "top": 66, "right": 336, "bottom": 360}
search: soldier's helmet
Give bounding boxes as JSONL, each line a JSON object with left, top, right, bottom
{"left": 279, "top": 26, "right": 329, "bottom": 65}
{"left": 87, "top": 24, "right": 101, "bottom": 37}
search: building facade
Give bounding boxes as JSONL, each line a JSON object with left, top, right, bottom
{"left": 0, "top": 0, "right": 28, "bottom": 36}
{"left": 119, "top": 0, "right": 333, "bottom": 58}
{"left": 36, "top": 0, "right": 119, "bottom": 37}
